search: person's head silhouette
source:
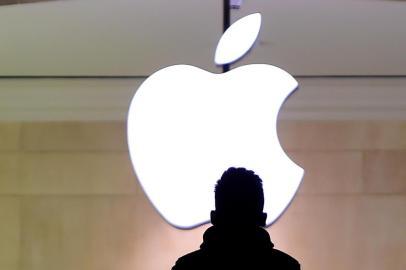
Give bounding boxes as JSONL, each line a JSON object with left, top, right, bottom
{"left": 172, "top": 167, "right": 301, "bottom": 270}
{"left": 210, "top": 167, "right": 267, "bottom": 228}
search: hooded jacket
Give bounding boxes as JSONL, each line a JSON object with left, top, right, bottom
{"left": 172, "top": 226, "right": 300, "bottom": 270}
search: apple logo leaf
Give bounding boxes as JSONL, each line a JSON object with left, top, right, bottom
{"left": 215, "top": 13, "right": 262, "bottom": 65}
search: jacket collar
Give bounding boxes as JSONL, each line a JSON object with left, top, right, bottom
{"left": 200, "top": 225, "right": 274, "bottom": 252}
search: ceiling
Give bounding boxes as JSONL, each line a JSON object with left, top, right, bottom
{"left": 1, "top": 0, "right": 405, "bottom": 76}
{"left": 0, "top": 0, "right": 405, "bottom": 120}
{"left": 0, "top": 0, "right": 54, "bottom": 7}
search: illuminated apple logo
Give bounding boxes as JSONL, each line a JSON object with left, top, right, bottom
{"left": 127, "top": 13, "right": 303, "bottom": 229}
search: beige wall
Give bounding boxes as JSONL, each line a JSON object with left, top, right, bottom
{"left": 0, "top": 121, "right": 405, "bottom": 270}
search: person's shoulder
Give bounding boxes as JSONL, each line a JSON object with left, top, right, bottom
{"left": 269, "top": 248, "right": 301, "bottom": 269}
{"left": 172, "top": 250, "right": 206, "bottom": 270}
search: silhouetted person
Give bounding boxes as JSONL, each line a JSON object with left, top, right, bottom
{"left": 172, "top": 167, "right": 300, "bottom": 270}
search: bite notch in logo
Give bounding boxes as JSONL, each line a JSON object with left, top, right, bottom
{"left": 127, "top": 13, "right": 304, "bottom": 229}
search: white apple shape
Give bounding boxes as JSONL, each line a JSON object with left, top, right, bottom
{"left": 127, "top": 13, "right": 304, "bottom": 229}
